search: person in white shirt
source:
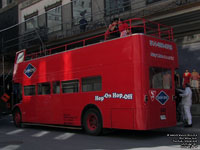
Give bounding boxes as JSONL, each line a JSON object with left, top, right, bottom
{"left": 178, "top": 84, "right": 192, "bottom": 127}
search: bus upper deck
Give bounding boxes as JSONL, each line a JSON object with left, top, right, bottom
{"left": 18, "top": 18, "right": 174, "bottom": 62}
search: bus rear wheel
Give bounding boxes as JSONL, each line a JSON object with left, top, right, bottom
{"left": 13, "top": 109, "right": 22, "bottom": 128}
{"left": 83, "top": 109, "right": 102, "bottom": 135}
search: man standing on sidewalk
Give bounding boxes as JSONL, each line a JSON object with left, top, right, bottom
{"left": 178, "top": 83, "right": 193, "bottom": 127}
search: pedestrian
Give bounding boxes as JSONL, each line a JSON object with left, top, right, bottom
{"left": 175, "top": 88, "right": 182, "bottom": 122}
{"left": 174, "top": 71, "right": 180, "bottom": 88}
{"left": 191, "top": 69, "right": 199, "bottom": 88}
{"left": 79, "top": 17, "right": 88, "bottom": 32}
{"left": 178, "top": 83, "right": 193, "bottom": 127}
{"left": 190, "top": 69, "right": 199, "bottom": 104}
{"left": 182, "top": 69, "right": 191, "bottom": 88}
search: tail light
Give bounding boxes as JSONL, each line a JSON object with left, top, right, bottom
{"left": 172, "top": 95, "right": 176, "bottom": 101}
{"left": 144, "top": 95, "right": 148, "bottom": 103}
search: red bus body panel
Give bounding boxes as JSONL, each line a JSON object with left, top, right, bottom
{"left": 13, "top": 34, "right": 178, "bottom": 130}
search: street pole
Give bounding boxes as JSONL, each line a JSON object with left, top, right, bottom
{"left": 2, "top": 55, "right": 5, "bottom": 93}
{"left": 1, "top": 37, "right": 5, "bottom": 94}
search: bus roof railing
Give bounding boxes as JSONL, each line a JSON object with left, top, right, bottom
{"left": 24, "top": 18, "right": 174, "bottom": 61}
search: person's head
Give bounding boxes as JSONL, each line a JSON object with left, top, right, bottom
{"left": 193, "top": 69, "right": 196, "bottom": 72}
{"left": 185, "top": 69, "right": 189, "bottom": 73}
{"left": 112, "top": 18, "right": 119, "bottom": 23}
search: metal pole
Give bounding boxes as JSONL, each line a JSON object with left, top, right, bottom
{"left": 2, "top": 55, "right": 5, "bottom": 93}
{"left": 34, "top": 27, "right": 45, "bottom": 52}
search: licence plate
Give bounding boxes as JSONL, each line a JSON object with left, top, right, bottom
{"left": 160, "top": 115, "right": 166, "bottom": 120}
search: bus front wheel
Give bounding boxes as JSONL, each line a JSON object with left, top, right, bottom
{"left": 13, "top": 109, "right": 22, "bottom": 128}
{"left": 83, "top": 109, "right": 102, "bottom": 135}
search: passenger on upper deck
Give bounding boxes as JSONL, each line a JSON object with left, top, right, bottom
{"left": 118, "top": 19, "right": 131, "bottom": 37}
{"left": 105, "top": 18, "right": 120, "bottom": 39}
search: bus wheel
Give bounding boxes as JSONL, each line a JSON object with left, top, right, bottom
{"left": 83, "top": 109, "right": 102, "bottom": 136}
{"left": 13, "top": 109, "right": 22, "bottom": 128}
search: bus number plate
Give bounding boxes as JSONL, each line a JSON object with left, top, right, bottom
{"left": 160, "top": 115, "right": 166, "bottom": 120}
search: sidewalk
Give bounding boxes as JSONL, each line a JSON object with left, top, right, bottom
{"left": 191, "top": 104, "right": 200, "bottom": 116}
{"left": 176, "top": 116, "right": 200, "bottom": 133}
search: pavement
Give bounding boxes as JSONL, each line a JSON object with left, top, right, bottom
{"left": 175, "top": 116, "right": 200, "bottom": 133}
{"left": 191, "top": 104, "right": 200, "bottom": 116}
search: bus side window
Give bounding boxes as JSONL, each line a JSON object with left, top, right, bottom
{"left": 62, "top": 80, "right": 79, "bottom": 94}
{"left": 82, "top": 76, "right": 102, "bottom": 92}
{"left": 24, "top": 85, "right": 36, "bottom": 96}
{"left": 53, "top": 81, "right": 60, "bottom": 94}
{"left": 38, "top": 83, "right": 51, "bottom": 95}
{"left": 13, "top": 83, "right": 22, "bottom": 104}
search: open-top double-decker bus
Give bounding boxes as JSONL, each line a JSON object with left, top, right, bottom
{"left": 12, "top": 18, "right": 178, "bottom": 135}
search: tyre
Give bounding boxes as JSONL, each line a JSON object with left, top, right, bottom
{"left": 83, "top": 109, "right": 102, "bottom": 135}
{"left": 13, "top": 109, "right": 22, "bottom": 128}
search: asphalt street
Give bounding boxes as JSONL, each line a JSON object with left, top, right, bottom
{"left": 0, "top": 115, "right": 200, "bottom": 150}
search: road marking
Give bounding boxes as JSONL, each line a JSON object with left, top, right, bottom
{"left": 0, "top": 145, "right": 20, "bottom": 150}
{"left": 6, "top": 129, "right": 24, "bottom": 135}
{"left": 32, "top": 131, "right": 50, "bottom": 137}
{"left": 128, "top": 146, "right": 180, "bottom": 150}
{"left": 54, "top": 133, "right": 75, "bottom": 140}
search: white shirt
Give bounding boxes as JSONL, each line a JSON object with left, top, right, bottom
{"left": 179, "top": 87, "right": 192, "bottom": 106}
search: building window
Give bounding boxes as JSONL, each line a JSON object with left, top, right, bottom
{"left": 149, "top": 67, "right": 172, "bottom": 89}
{"left": 62, "top": 80, "right": 79, "bottom": 94}
{"left": 72, "top": 0, "right": 92, "bottom": 25}
{"left": 146, "top": 0, "right": 163, "bottom": 5}
{"left": 24, "top": 11, "right": 38, "bottom": 31}
{"left": 7, "top": 0, "right": 12, "bottom": 4}
{"left": 105, "top": 0, "right": 131, "bottom": 16}
{"left": 25, "top": 16, "right": 38, "bottom": 31}
{"left": 46, "top": 6, "right": 62, "bottom": 33}
{"left": 24, "top": 85, "right": 36, "bottom": 96}
{"left": 38, "top": 82, "right": 51, "bottom": 95}
{"left": 82, "top": 76, "right": 102, "bottom": 92}
{"left": 0, "top": 0, "right": 2, "bottom": 8}
{"left": 53, "top": 81, "right": 60, "bottom": 94}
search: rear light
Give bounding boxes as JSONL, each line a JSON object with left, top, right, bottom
{"left": 172, "top": 95, "right": 176, "bottom": 101}
{"left": 160, "top": 108, "right": 166, "bottom": 114}
{"left": 144, "top": 95, "right": 148, "bottom": 103}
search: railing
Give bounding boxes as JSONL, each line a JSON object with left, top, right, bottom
{"left": 25, "top": 18, "right": 174, "bottom": 61}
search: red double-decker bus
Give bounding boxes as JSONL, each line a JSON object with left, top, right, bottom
{"left": 12, "top": 18, "right": 178, "bottom": 135}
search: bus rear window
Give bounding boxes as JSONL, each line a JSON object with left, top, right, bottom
{"left": 24, "top": 85, "right": 36, "bottom": 96}
{"left": 82, "top": 76, "right": 102, "bottom": 92}
{"left": 38, "top": 82, "right": 51, "bottom": 95}
{"left": 149, "top": 67, "right": 172, "bottom": 89}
